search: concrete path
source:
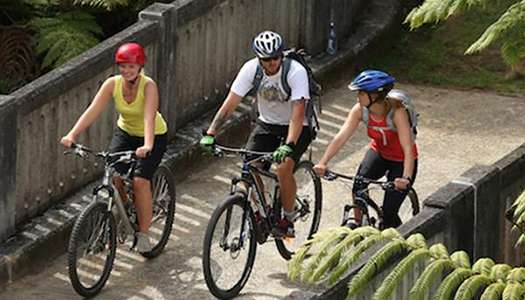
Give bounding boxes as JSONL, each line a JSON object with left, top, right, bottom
{"left": 1, "top": 79, "right": 524, "bottom": 299}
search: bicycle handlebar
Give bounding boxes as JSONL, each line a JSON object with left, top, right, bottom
{"left": 212, "top": 144, "right": 274, "bottom": 164}
{"left": 323, "top": 170, "right": 396, "bottom": 190}
{"left": 64, "top": 143, "right": 137, "bottom": 165}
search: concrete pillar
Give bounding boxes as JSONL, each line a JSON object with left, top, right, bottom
{"left": 139, "top": 3, "right": 178, "bottom": 138}
{"left": 0, "top": 96, "right": 17, "bottom": 241}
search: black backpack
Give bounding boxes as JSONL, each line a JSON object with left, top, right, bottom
{"left": 251, "top": 49, "right": 322, "bottom": 139}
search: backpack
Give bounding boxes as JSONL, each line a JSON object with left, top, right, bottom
{"left": 362, "top": 89, "right": 418, "bottom": 145}
{"left": 251, "top": 49, "right": 322, "bottom": 138}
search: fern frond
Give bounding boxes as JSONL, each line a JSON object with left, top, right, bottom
{"left": 302, "top": 227, "right": 353, "bottom": 283}
{"left": 506, "top": 267, "right": 525, "bottom": 283}
{"left": 309, "top": 227, "right": 380, "bottom": 283}
{"left": 434, "top": 268, "right": 474, "bottom": 300}
{"left": 502, "top": 282, "right": 525, "bottom": 300}
{"left": 429, "top": 243, "right": 449, "bottom": 259}
{"left": 73, "top": 0, "right": 129, "bottom": 11}
{"left": 465, "top": 0, "right": 525, "bottom": 54}
{"left": 454, "top": 274, "right": 492, "bottom": 300}
{"left": 372, "top": 248, "right": 431, "bottom": 300}
{"left": 450, "top": 250, "right": 471, "bottom": 268}
{"left": 480, "top": 282, "right": 506, "bottom": 300}
{"left": 516, "top": 235, "right": 525, "bottom": 247}
{"left": 405, "top": 0, "right": 489, "bottom": 30}
{"left": 346, "top": 239, "right": 408, "bottom": 299}
{"left": 409, "top": 258, "right": 456, "bottom": 300}
{"left": 406, "top": 233, "right": 427, "bottom": 250}
{"left": 472, "top": 258, "right": 495, "bottom": 275}
{"left": 490, "top": 264, "right": 513, "bottom": 282}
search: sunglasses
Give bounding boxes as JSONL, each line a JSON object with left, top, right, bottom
{"left": 260, "top": 56, "right": 281, "bottom": 62}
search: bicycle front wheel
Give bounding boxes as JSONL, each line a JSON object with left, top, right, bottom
{"left": 68, "top": 200, "right": 116, "bottom": 298}
{"left": 275, "top": 160, "right": 322, "bottom": 260}
{"left": 202, "top": 193, "right": 257, "bottom": 299}
{"left": 141, "top": 165, "right": 177, "bottom": 258}
{"left": 398, "top": 188, "right": 420, "bottom": 223}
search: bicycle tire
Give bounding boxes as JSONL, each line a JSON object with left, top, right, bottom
{"left": 202, "top": 193, "right": 257, "bottom": 299}
{"left": 408, "top": 188, "right": 420, "bottom": 216}
{"left": 68, "top": 200, "right": 117, "bottom": 298}
{"left": 141, "top": 165, "right": 177, "bottom": 258}
{"left": 275, "top": 160, "right": 322, "bottom": 260}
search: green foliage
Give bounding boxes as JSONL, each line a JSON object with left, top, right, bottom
{"left": 0, "top": 25, "right": 35, "bottom": 93}
{"left": 454, "top": 274, "right": 492, "bottom": 300}
{"left": 481, "top": 282, "right": 507, "bottom": 300}
{"left": 472, "top": 258, "right": 495, "bottom": 275}
{"left": 510, "top": 190, "right": 525, "bottom": 246}
{"left": 450, "top": 250, "right": 472, "bottom": 268}
{"left": 502, "top": 282, "right": 525, "bottom": 300}
{"left": 434, "top": 268, "right": 474, "bottom": 300}
{"left": 506, "top": 267, "right": 525, "bottom": 283}
{"left": 73, "top": 0, "right": 129, "bottom": 10}
{"left": 489, "top": 264, "right": 513, "bottom": 282}
{"left": 31, "top": 11, "right": 102, "bottom": 68}
{"left": 409, "top": 258, "right": 456, "bottom": 300}
{"left": 372, "top": 248, "right": 430, "bottom": 300}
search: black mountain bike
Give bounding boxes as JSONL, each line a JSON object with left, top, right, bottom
{"left": 323, "top": 169, "right": 419, "bottom": 229}
{"left": 202, "top": 144, "right": 322, "bottom": 299}
{"left": 64, "top": 143, "right": 176, "bottom": 297}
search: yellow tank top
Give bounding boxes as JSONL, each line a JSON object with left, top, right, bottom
{"left": 113, "top": 74, "right": 167, "bottom": 137}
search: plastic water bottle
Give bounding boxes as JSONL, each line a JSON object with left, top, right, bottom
{"left": 327, "top": 21, "right": 337, "bottom": 55}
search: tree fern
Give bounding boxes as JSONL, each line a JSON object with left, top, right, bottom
{"left": 506, "top": 267, "right": 525, "bottom": 283}
{"left": 489, "top": 264, "right": 512, "bottom": 282}
{"left": 480, "top": 282, "right": 506, "bottom": 300}
{"left": 308, "top": 227, "right": 379, "bottom": 283}
{"left": 346, "top": 238, "right": 409, "bottom": 299}
{"left": 409, "top": 258, "right": 456, "bottom": 300}
{"left": 429, "top": 243, "right": 449, "bottom": 259}
{"left": 326, "top": 228, "right": 400, "bottom": 286}
{"left": 472, "top": 258, "right": 495, "bottom": 275}
{"left": 73, "top": 0, "right": 129, "bottom": 11}
{"left": 450, "top": 250, "right": 471, "bottom": 268}
{"left": 433, "top": 268, "right": 474, "bottom": 300}
{"left": 301, "top": 226, "right": 353, "bottom": 283}
{"left": 372, "top": 248, "right": 431, "bottom": 300}
{"left": 454, "top": 274, "right": 492, "bottom": 300}
{"left": 31, "top": 10, "right": 102, "bottom": 68}
{"left": 502, "top": 282, "right": 525, "bottom": 300}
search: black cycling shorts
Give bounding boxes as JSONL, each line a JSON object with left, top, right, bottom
{"left": 244, "top": 120, "right": 313, "bottom": 165}
{"left": 108, "top": 127, "right": 167, "bottom": 180}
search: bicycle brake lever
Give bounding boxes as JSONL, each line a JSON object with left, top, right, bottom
{"left": 323, "top": 171, "right": 337, "bottom": 181}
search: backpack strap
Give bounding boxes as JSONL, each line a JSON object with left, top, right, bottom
{"left": 252, "top": 64, "right": 264, "bottom": 93}
{"left": 281, "top": 57, "right": 292, "bottom": 100}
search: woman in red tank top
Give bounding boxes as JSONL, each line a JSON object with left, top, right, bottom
{"left": 314, "top": 70, "right": 418, "bottom": 228}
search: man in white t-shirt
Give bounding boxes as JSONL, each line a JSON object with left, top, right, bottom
{"left": 200, "top": 31, "right": 313, "bottom": 238}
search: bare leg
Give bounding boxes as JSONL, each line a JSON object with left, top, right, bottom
{"left": 133, "top": 177, "right": 153, "bottom": 233}
{"left": 276, "top": 157, "right": 296, "bottom": 213}
{"left": 113, "top": 177, "right": 128, "bottom": 203}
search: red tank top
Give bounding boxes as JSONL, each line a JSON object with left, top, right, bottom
{"left": 367, "top": 114, "right": 418, "bottom": 162}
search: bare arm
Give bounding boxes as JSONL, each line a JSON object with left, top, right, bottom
{"left": 61, "top": 77, "right": 114, "bottom": 146}
{"left": 142, "top": 80, "right": 159, "bottom": 149}
{"left": 393, "top": 107, "right": 415, "bottom": 178}
{"left": 318, "top": 103, "right": 362, "bottom": 167}
{"left": 206, "top": 91, "right": 243, "bottom": 135}
{"left": 286, "top": 98, "right": 306, "bottom": 144}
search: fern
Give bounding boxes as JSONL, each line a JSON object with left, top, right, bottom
{"left": 404, "top": 0, "right": 489, "bottom": 29}
{"left": 429, "top": 243, "right": 449, "bottom": 259}
{"left": 489, "top": 264, "right": 513, "bottom": 282}
{"left": 409, "top": 258, "right": 456, "bottom": 300}
{"left": 346, "top": 238, "right": 408, "bottom": 299}
{"left": 506, "top": 267, "right": 525, "bottom": 283}
{"left": 480, "top": 282, "right": 506, "bottom": 300}
{"left": 0, "top": 25, "right": 35, "bottom": 92}
{"left": 454, "top": 274, "right": 492, "bottom": 300}
{"left": 433, "top": 268, "right": 474, "bottom": 300}
{"left": 372, "top": 248, "right": 431, "bottom": 300}
{"left": 450, "top": 250, "right": 471, "bottom": 268}
{"left": 73, "top": 0, "right": 129, "bottom": 11}
{"left": 31, "top": 11, "right": 102, "bottom": 68}
{"left": 502, "top": 282, "right": 525, "bottom": 300}
{"left": 309, "top": 227, "right": 379, "bottom": 283}
{"left": 326, "top": 228, "right": 400, "bottom": 286}
{"left": 472, "top": 258, "right": 495, "bottom": 275}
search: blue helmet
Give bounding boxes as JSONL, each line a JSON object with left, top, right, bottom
{"left": 348, "top": 70, "right": 395, "bottom": 92}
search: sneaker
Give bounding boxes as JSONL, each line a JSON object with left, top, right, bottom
{"left": 273, "top": 218, "right": 295, "bottom": 239}
{"left": 136, "top": 232, "right": 153, "bottom": 253}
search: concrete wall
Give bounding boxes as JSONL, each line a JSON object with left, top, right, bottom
{"left": 0, "top": 0, "right": 365, "bottom": 241}
{"left": 316, "top": 143, "right": 525, "bottom": 299}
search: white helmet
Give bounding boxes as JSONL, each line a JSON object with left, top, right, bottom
{"left": 252, "top": 31, "right": 284, "bottom": 58}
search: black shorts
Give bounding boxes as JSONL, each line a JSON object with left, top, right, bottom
{"left": 108, "top": 127, "right": 167, "bottom": 180}
{"left": 244, "top": 120, "right": 313, "bottom": 165}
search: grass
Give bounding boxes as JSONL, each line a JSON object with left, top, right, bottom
{"left": 365, "top": 0, "right": 525, "bottom": 94}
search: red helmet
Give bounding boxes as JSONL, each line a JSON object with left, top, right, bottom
{"left": 115, "top": 42, "right": 146, "bottom": 65}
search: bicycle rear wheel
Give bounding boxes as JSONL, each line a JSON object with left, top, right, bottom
{"left": 398, "top": 188, "right": 420, "bottom": 222}
{"left": 68, "top": 200, "right": 116, "bottom": 298}
{"left": 202, "top": 193, "right": 257, "bottom": 299}
{"left": 141, "top": 165, "right": 177, "bottom": 258}
{"left": 275, "top": 160, "right": 322, "bottom": 260}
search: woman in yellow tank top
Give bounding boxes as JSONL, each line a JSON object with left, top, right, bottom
{"left": 60, "top": 43, "right": 167, "bottom": 253}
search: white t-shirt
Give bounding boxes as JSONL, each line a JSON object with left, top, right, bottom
{"left": 230, "top": 58, "right": 310, "bottom": 125}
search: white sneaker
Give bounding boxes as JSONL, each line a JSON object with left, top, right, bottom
{"left": 136, "top": 232, "right": 153, "bottom": 253}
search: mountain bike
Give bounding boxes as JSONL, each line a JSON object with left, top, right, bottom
{"left": 323, "top": 169, "right": 419, "bottom": 229}
{"left": 64, "top": 143, "right": 176, "bottom": 297}
{"left": 202, "top": 144, "right": 322, "bottom": 299}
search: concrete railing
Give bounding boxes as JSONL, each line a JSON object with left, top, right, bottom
{"left": 315, "top": 143, "right": 525, "bottom": 299}
{"left": 0, "top": 0, "right": 365, "bottom": 241}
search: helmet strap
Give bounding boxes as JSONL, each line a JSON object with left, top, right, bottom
{"left": 366, "top": 92, "right": 374, "bottom": 109}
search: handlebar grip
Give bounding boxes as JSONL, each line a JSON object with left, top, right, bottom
{"left": 323, "top": 170, "right": 337, "bottom": 181}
